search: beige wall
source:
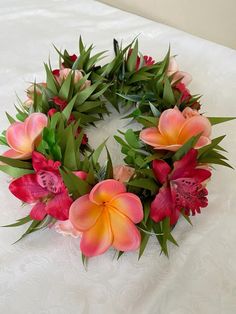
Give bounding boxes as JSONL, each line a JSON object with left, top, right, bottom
{"left": 99, "top": 0, "right": 236, "bottom": 50}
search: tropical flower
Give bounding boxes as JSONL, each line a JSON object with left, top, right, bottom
{"left": 167, "top": 57, "right": 192, "bottom": 86}
{"left": 3, "top": 113, "right": 48, "bottom": 159}
{"left": 69, "top": 179, "right": 143, "bottom": 257}
{"left": 150, "top": 149, "right": 211, "bottom": 225}
{"left": 113, "top": 165, "right": 135, "bottom": 183}
{"left": 140, "top": 106, "right": 211, "bottom": 151}
{"left": 9, "top": 152, "right": 87, "bottom": 221}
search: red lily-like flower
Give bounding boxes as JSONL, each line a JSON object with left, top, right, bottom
{"left": 150, "top": 149, "right": 211, "bottom": 225}
{"left": 9, "top": 152, "right": 86, "bottom": 221}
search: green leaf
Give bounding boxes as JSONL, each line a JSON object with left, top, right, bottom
{"left": 172, "top": 134, "right": 201, "bottom": 162}
{"left": 163, "top": 78, "right": 175, "bottom": 106}
{"left": 0, "top": 156, "right": 33, "bottom": 169}
{"left": 208, "top": 117, "right": 236, "bottom": 125}
{"left": 63, "top": 126, "right": 77, "bottom": 170}
{"left": 76, "top": 81, "right": 101, "bottom": 106}
{"left": 127, "top": 40, "right": 138, "bottom": 72}
{"left": 62, "top": 95, "right": 77, "bottom": 120}
{"left": 2, "top": 215, "right": 32, "bottom": 227}
{"left": 104, "top": 147, "right": 113, "bottom": 179}
{"left": 5, "top": 112, "right": 16, "bottom": 124}
{"left": 127, "top": 178, "right": 158, "bottom": 194}
{"left": 92, "top": 140, "right": 107, "bottom": 167}
{"left": 124, "top": 129, "right": 141, "bottom": 149}
{"left": 58, "top": 71, "right": 72, "bottom": 99}
{"left": 198, "top": 135, "right": 226, "bottom": 157}
{"left": 60, "top": 169, "right": 90, "bottom": 199}
{"left": 0, "top": 165, "right": 34, "bottom": 178}
{"left": 44, "top": 63, "right": 58, "bottom": 94}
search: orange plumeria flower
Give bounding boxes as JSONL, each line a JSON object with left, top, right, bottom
{"left": 69, "top": 179, "right": 143, "bottom": 257}
{"left": 3, "top": 113, "right": 48, "bottom": 159}
{"left": 140, "top": 106, "right": 211, "bottom": 152}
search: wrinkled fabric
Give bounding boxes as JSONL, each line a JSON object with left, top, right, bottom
{"left": 0, "top": 0, "right": 236, "bottom": 314}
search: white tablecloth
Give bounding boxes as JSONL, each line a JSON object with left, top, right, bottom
{"left": 0, "top": 1, "right": 236, "bottom": 313}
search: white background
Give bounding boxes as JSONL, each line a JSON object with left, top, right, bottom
{"left": 0, "top": 1, "right": 236, "bottom": 313}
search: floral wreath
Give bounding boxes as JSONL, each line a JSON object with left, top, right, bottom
{"left": 1, "top": 37, "right": 234, "bottom": 263}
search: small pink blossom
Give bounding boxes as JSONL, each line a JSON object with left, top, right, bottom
{"left": 113, "top": 165, "right": 135, "bottom": 183}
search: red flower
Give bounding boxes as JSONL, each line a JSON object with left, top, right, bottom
{"left": 48, "top": 108, "right": 57, "bottom": 117}
{"left": 175, "top": 82, "right": 191, "bottom": 103}
{"left": 9, "top": 152, "right": 73, "bottom": 221}
{"left": 52, "top": 96, "right": 68, "bottom": 110}
{"left": 150, "top": 149, "right": 211, "bottom": 225}
{"left": 69, "top": 54, "right": 77, "bottom": 62}
{"left": 52, "top": 69, "right": 60, "bottom": 77}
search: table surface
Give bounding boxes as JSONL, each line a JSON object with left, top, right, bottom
{"left": 0, "top": 1, "right": 236, "bottom": 314}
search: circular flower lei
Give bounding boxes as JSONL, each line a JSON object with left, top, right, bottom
{"left": 1, "top": 37, "right": 234, "bottom": 261}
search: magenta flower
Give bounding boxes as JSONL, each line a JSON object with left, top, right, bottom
{"left": 9, "top": 152, "right": 86, "bottom": 221}
{"left": 150, "top": 149, "right": 211, "bottom": 225}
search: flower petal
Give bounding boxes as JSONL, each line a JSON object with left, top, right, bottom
{"left": 110, "top": 193, "right": 143, "bottom": 223}
{"left": 109, "top": 209, "right": 141, "bottom": 252}
{"left": 2, "top": 149, "right": 31, "bottom": 159}
{"left": 167, "top": 57, "right": 179, "bottom": 75}
{"left": 25, "top": 113, "right": 48, "bottom": 142}
{"left": 195, "top": 136, "right": 211, "bottom": 149}
{"left": 69, "top": 194, "right": 103, "bottom": 231}
{"left": 45, "top": 191, "right": 73, "bottom": 221}
{"left": 9, "top": 174, "right": 48, "bottom": 203}
{"left": 178, "top": 115, "right": 211, "bottom": 143}
{"left": 153, "top": 144, "right": 182, "bottom": 151}
{"left": 80, "top": 211, "right": 113, "bottom": 257}
{"left": 54, "top": 220, "right": 81, "bottom": 238}
{"left": 140, "top": 127, "right": 168, "bottom": 147}
{"left": 30, "top": 202, "right": 47, "bottom": 221}
{"left": 152, "top": 159, "right": 171, "bottom": 184}
{"left": 89, "top": 179, "right": 126, "bottom": 205}
{"left": 172, "top": 71, "right": 192, "bottom": 86}
{"left": 150, "top": 186, "right": 173, "bottom": 223}
{"left": 6, "top": 122, "right": 32, "bottom": 153}
{"left": 158, "top": 107, "right": 185, "bottom": 142}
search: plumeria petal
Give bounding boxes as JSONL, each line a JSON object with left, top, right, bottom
{"left": 45, "top": 191, "right": 72, "bottom": 220}
{"left": 152, "top": 160, "right": 171, "bottom": 184}
{"left": 6, "top": 122, "right": 32, "bottom": 153}
{"left": 158, "top": 107, "right": 185, "bottom": 142}
{"left": 30, "top": 202, "right": 47, "bottom": 221}
{"left": 179, "top": 115, "right": 211, "bottom": 143}
{"left": 195, "top": 136, "right": 211, "bottom": 149}
{"left": 167, "top": 57, "right": 179, "bottom": 75}
{"left": 2, "top": 149, "right": 31, "bottom": 159}
{"left": 153, "top": 144, "right": 182, "bottom": 151}
{"left": 54, "top": 220, "right": 81, "bottom": 238}
{"left": 113, "top": 165, "right": 135, "bottom": 183}
{"left": 69, "top": 194, "right": 103, "bottom": 231}
{"left": 9, "top": 174, "right": 48, "bottom": 203}
{"left": 172, "top": 71, "right": 192, "bottom": 86}
{"left": 140, "top": 127, "right": 168, "bottom": 147}
{"left": 150, "top": 186, "right": 173, "bottom": 223}
{"left": 89, "top": 179, "right": 126, "bottom": 205}
{"left": 80, "top": 211, "right": 113, "bottom": 257}
{"left": 25, "top": 113, "right": 48, "bottom": 142}
{"left": 109, "top": 208, "right": 141, "bottom": 252}
{"left": 110, "top": 193, "right": 143, "bottom": 223}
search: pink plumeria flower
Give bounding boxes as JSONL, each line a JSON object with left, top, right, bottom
{"left": 3, "top": 113, "right": 48, "bottom": 159}
{"left": 69, "top": 179, "right": 143, "bottom": 257}
{"left": 54, "top": 220, "right": 81, "bottom": 238}
{"left": 140, "top": 106, "right": 211, "bottom": 152}
{"left": 150, "top": 149, "right": 212, "bottom": 225}
{"left": 113, "top": 165, "right": 135, "bottom": 183}
{"left": 167, "top": 57, "right": 192, "bottom": 86}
